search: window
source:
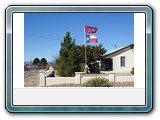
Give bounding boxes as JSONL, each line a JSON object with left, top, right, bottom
{"left": 120, "top": 56, "right": 125, "bottom": 67}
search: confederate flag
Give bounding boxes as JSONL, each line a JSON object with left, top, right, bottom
{"left": 85, "top": 25, "right": 98, "bottom": 34}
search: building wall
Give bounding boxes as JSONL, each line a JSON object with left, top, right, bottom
{"left": 113, "top": 48, "right": 134, "bottom": 73}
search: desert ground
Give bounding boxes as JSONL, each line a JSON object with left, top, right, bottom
{"left": 24, "top": 70, "right": 39, "bottom": 87}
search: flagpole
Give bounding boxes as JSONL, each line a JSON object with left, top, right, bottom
{"left": 84, "top": 26, "right": 87, "bottom": 73}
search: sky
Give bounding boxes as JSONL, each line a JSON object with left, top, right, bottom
{"left": 24, "top": 13, "right": 134, "bottom": 62}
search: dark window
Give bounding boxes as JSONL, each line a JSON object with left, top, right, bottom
{"left": 120, "top": 56, "right": 125, "bottom": 67}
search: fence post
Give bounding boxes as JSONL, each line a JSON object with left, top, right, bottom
{"left": 75, "top": 72, "right": 81, "bottom": 84}
{"left": 109, "top": 73, "right": 115, "bottom": 82}
{"left": 75, "top": 72, "right": 86, "bottom": 84}
{"left": 39, "top": 70, "right": 45, "bottom": 86}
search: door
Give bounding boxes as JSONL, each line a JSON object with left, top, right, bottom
{"left": 106, "top": 58, "right": 113, "bottom": 71}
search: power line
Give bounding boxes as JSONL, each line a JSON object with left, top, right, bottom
{"left": 24, "top": 34, "right": 62, "bottom": 41}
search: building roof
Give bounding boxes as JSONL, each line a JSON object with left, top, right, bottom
{"left": 98, "top": 44, "right": 134, "bottom": 60}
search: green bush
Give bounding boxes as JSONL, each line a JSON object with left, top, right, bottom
{"left": 131, "top": 67, "right": 134, "bottom": 75}
{"left": 83, "top": 77, "right": 112, "bottom": 87}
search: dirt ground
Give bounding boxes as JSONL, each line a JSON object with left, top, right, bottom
{"left": 24, "top": 74, "right": 39, "bottom": 87}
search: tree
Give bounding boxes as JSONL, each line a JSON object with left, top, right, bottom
{"left": 33, "top": 58, "right": 40, "bottom": 65}
{"left": 76, "top": 44, "right": 107, "bottom": 64}
{"left": 56, "top": 32, "right": 80, "bottom": 77}
{"left": 51, "top": 54, "right": 59, "bottom": 68}
{"left": 40, "top": 58, "right": 47, "bottom": 68}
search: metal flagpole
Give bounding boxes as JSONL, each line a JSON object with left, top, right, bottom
{"left": 84, "top": 26, "right": 87, "bottom": 73}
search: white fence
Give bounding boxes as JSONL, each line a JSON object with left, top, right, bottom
{"left": 45, "top": 68, "right": 54, "bottom": 77}
{"left": 39, "top": 67, "right": 54, "bottom": 86}
{"left": 46, "top": 77, "right": 75, "bottom": 86}
{"left": 115, "top": 76, "right": 134, "bottom": 82}
{"left": 39, "top": 71, "right": 134, "bottom": 87}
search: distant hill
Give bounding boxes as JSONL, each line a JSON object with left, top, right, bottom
{"left": 24, "top": 61, "right": 32, "bottom": 65}
{"left": 24, "top": 61, "right": 55, "bottom": 66}
{"left": 47, "top": 61, "right": 55, "bottom": 66}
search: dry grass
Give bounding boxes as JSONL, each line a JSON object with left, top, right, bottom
{"left": 47, "top": 81, "right": 134, "bottom": 87}
{"left": 24, "top": 74, "right": 39, "bottom": 87}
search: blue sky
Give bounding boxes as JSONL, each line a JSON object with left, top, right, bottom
{"left": 24, "top": 13, "right": 134, "bottom": 62}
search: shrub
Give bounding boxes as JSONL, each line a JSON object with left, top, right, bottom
{"left": 24, "top": 66, "right": 30, "bottom": 71}
{"left": 83, "top": 77, "right": 112, "bottom": 87}
{"left": 131, "top": 67, "right": 134, "bottom": 75}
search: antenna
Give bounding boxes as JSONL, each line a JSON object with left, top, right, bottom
{"left": 114, "top": 45, "right": 117, "bottom": 49}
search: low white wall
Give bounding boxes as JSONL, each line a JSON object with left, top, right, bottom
{"left": 45, "top": 69, "right": 53, "bottom": 77}
{"left": 39, "top": 71, "right": 134, "bottom": 86}
{"left": 115, "top": 76, "right": 134, "bottom": 82}
{"left": 45, "top": 75, "right": 134, "bottom": 86}
{"left": 46, "top": 77, "right": 75, "bottom": 86}
{"left": 45, "top": 66, "right": 54, "bottom": 77}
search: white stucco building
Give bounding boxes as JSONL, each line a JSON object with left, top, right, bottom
{"left": 99, "top": 44, "right": 134, "bottom": 73}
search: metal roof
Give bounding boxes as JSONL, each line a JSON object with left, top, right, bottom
{"left": 98, "top": 44, "right": 134, "bottom": 60}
